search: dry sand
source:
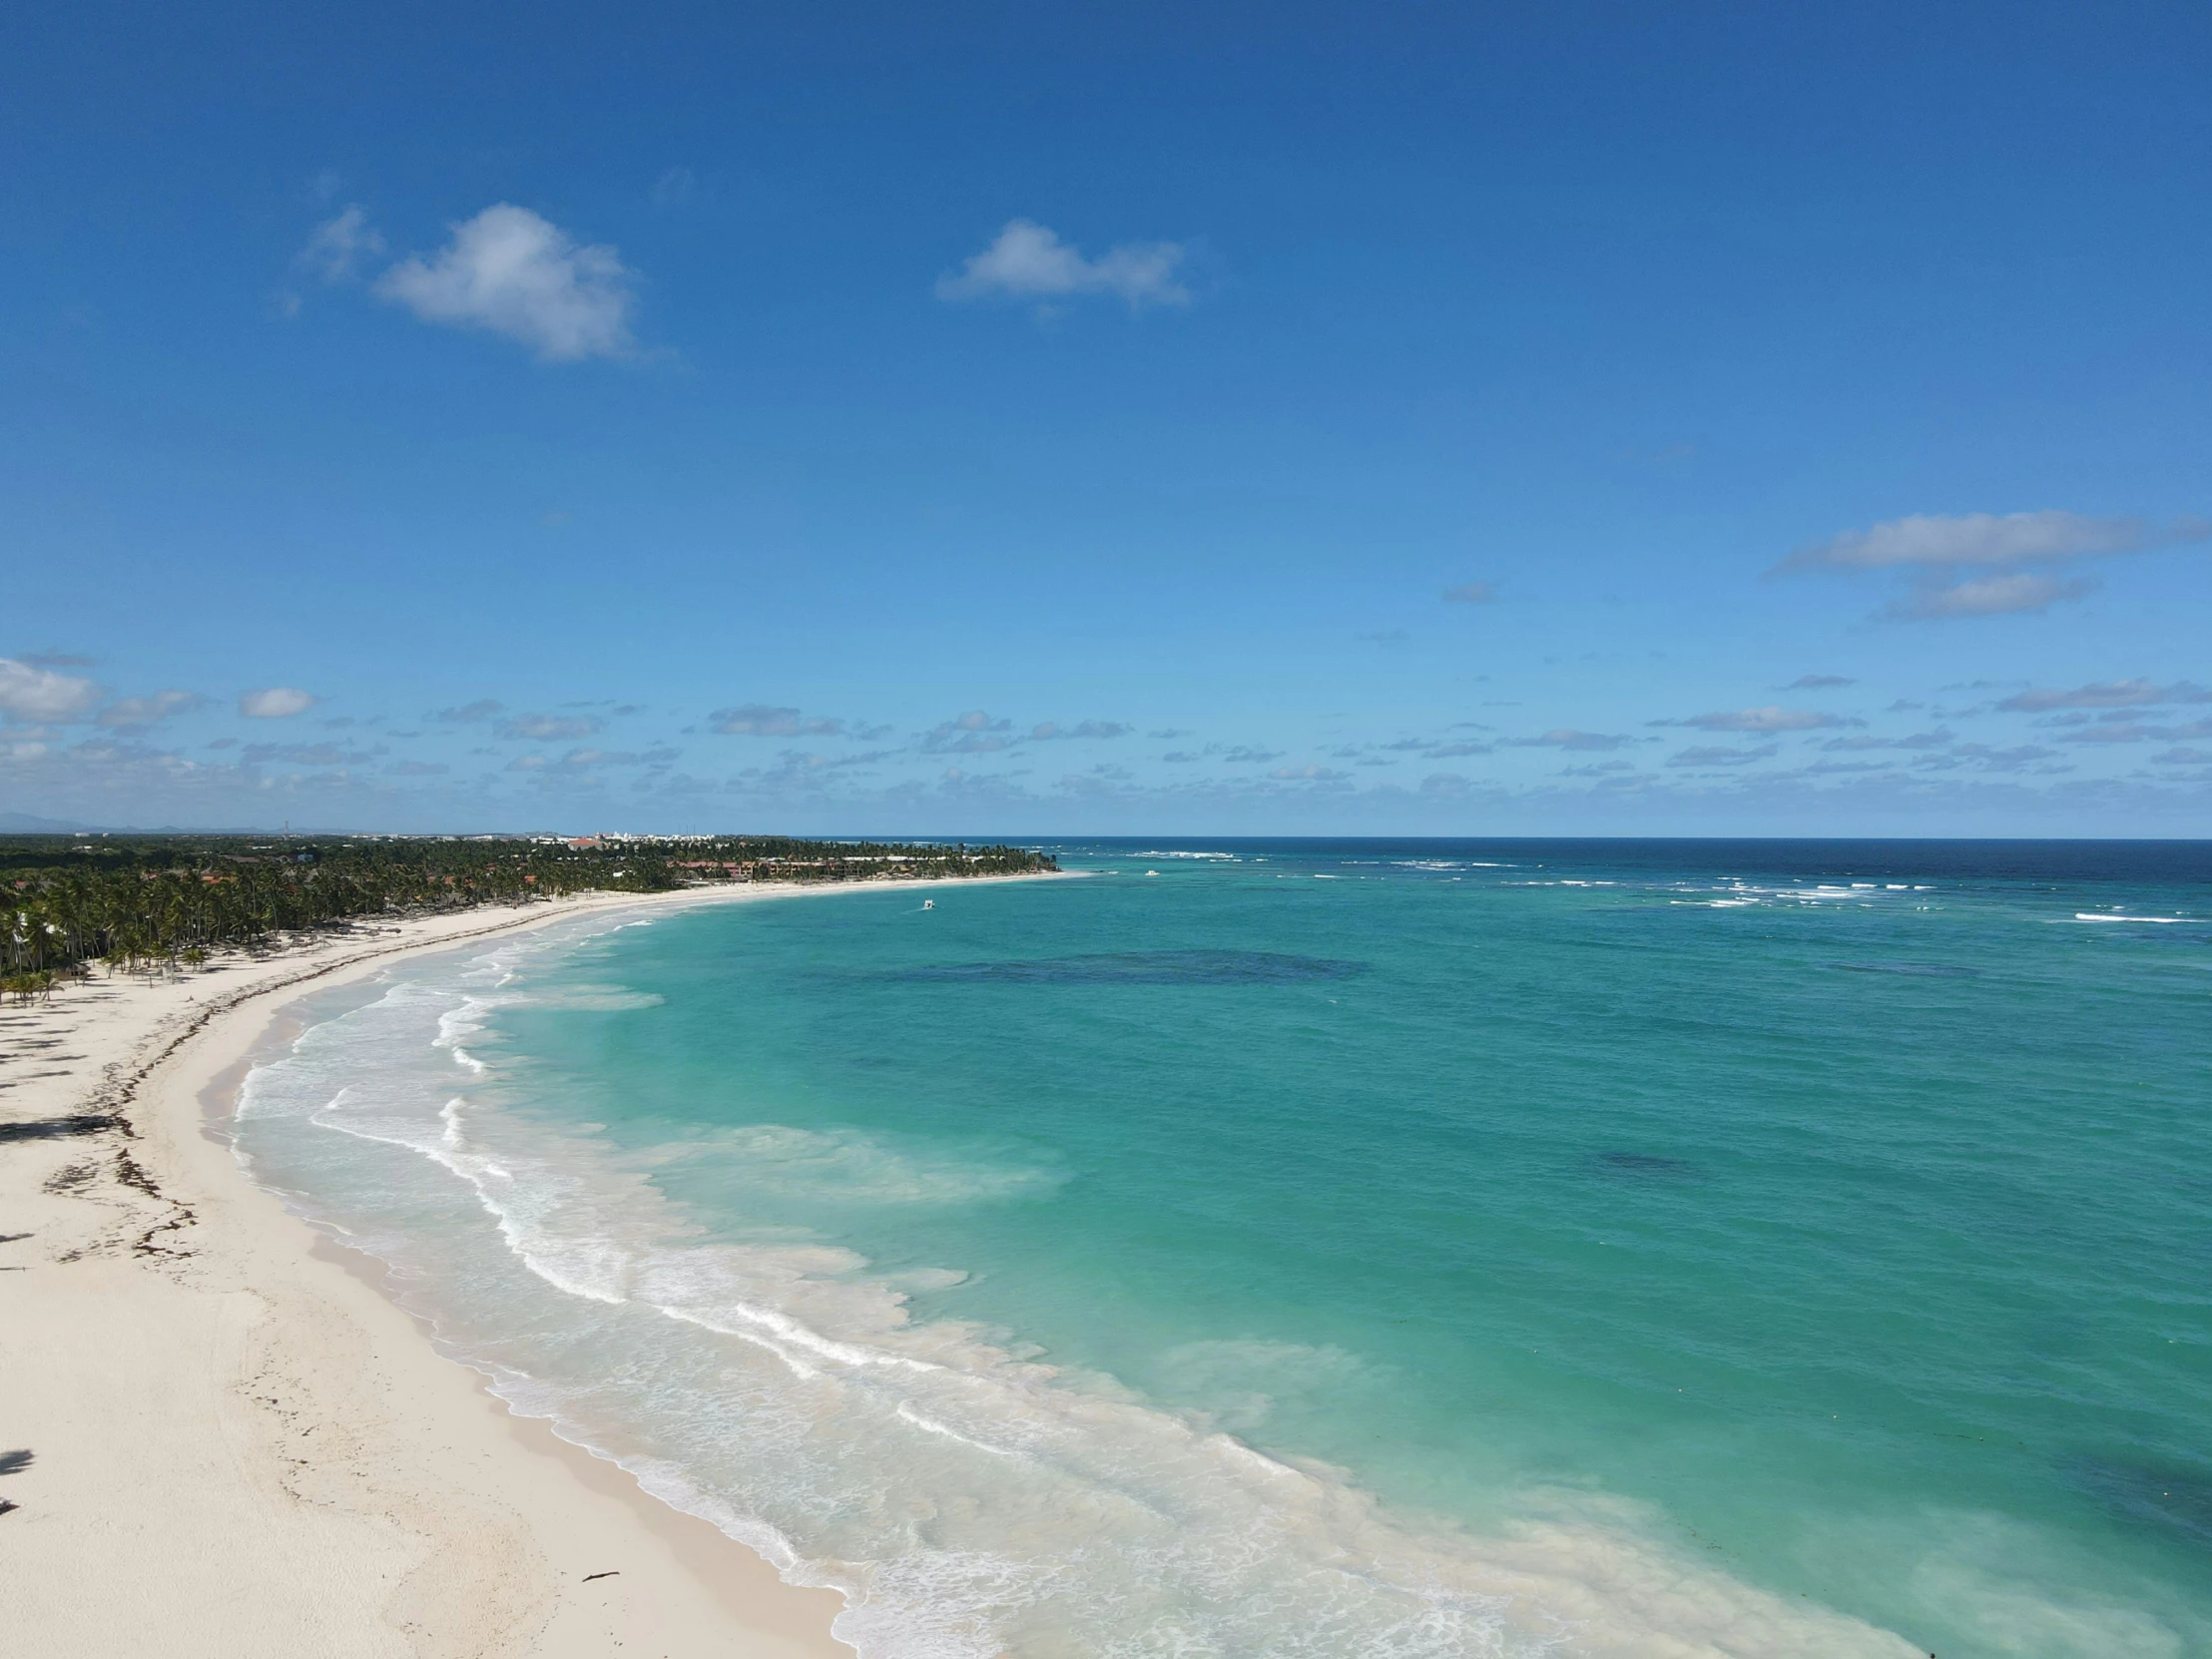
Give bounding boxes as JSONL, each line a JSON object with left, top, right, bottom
{"left": 0, "top": 880, "right": 1011, "bottom": 1657}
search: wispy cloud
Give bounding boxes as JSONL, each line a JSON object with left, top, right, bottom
{"left": 1511, "top": 729, "right": 1634, "bottom": 752}
{"left": 1779, "top": 509, "right": 2209, "bottom": 621}
{"left": 1998, "top": 679, "right": 2210, "bottom": 712}
{"left": 1441, "top": 581, "right": 1499, "bottom": 604}
{"left": 239, "top": 687, "right": 317, "bottom": 719}
{"left": 97, "top": 690, "right": 206, "bottom": 729}
{"left": 377, "top": 205, "right": 638, "bottom": 361}
{"left": 1030, "top": 721, "right": 1131, "bottom": 740}
{"left": 650, "top": 167, "right": 698, "bottom": 210}
{"left": 924, "top": 711, "right": 1018, "bottom": 753}
{"left": 434, "top": 699, "right": 505, "bottom": 722}
{"left": 936, "top": 220, "right": 1189, "bottom": 308}
{"left": 1885, "top": 572, "right": 2094, "bottom": 619}
{"left": 1822, "top": 729, "right": 1954, "bottom": 752}
{"left": 1381, "top": 734, "right": 1494, "bottom": 758}
{"left": 547, "top": 746, "right": 674, "bottom": 771}
{"left": 296, "top": 204, "right": 387, "bottom": 283}
{"left": 242, "top": 741, "right": 382, "bottom": 766}
{"left": 2056, "top": 717, "right": 2212, "bottom": 746}
{"left": 1782, "top": 511, "right": 2199, "bottom": 571}
{"left": 1925, "top": 744, "right": 2069, "bottom": 773}
{"left": 1784, "top": 675, "right": 1855, "bottom": 690}
{"left": 710, "top": 704, "right": 848, "bottom": 738}
{"left": 732, "top": 747, "right": 901, "bottom": 790}
{"left": 1667, "top": 743, "right": 1779, "bottom": 768}
{"left": 1662, "top": 706, "right": 1856, "bottom": 733}
{"left": 496, "top": 712, "right": 602, "bottom": 742}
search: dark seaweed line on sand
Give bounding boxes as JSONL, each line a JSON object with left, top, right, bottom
{"left": 22, "top": 907, "right": 605, "bottom": 1260}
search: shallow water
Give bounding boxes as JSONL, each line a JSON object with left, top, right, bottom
{"left": 234, "top": 840, "right": 2212, "bottom": 1657}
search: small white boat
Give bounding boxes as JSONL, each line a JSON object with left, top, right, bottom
{"left": 921, "top": 898, "right": 934, "bottom": 910}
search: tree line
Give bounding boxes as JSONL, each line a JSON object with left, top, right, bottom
{"left": 0, "top": 832, "right": 1056, "bottom": 999}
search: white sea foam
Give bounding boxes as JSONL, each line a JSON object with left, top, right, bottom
{"left": 2074, "top": 912, "right": 2188, "bottom": 924}
{"left": 528, "top": 983, "right": 668, "bottom": 1010}
{"left": 638, "top": 1123, "right": 1066, "bottom": 1209}
{"left": 229, "top": 932, "right": 1930, "bottom": 1659}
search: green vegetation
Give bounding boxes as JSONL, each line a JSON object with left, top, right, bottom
{"left": 0, "top": 832, "right": 1055, "bottom": 998}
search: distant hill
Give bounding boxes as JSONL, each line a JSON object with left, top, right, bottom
{"left": 0, "top": 812, "right": 97, "bottom": 832}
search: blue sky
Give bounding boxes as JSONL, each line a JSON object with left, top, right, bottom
{"left": 6, "top": 0, "right": 2210, "bottom": 834}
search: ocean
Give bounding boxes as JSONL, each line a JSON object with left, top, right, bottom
{"left": 231, "top": 839, "right": 2212, "bottom": 1658}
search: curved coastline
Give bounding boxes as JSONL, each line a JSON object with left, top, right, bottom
{"left": 208, "top": 869, "right": 1938, "bottom": 1659}
{"left": 0, "top": 875, "right": 1059, "bottom": 1658}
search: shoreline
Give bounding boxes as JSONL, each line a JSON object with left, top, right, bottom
{"left": 0, "top": 874, "right": 1058, "bottom": 1658}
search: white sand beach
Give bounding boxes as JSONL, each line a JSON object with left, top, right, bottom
{"left": 0, "top": 879, "right": 1035, "bottom": 1658}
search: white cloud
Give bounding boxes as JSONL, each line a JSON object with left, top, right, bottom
{"left": 239, "top": 687, "right": 317, "bottom": 718}
{"left": 1785, "top": 675, "right": 1855, "bottom": 690}
{"left": 1442, "top": 581, "right": 1499, "bottom": 604}
{"left": 1784, "top": 511, "right": 2204, "bottom": 571}
{"left": 434, "top": 699, "right": 505, "bottom": 722}
{"left": 0, "top": 657, "right": 104, "bottom": 723}
{"left": 296, "top": 205, "right": 386, "bottom": 283}
{"left": 936, "top": 220, "right": 1189, "bottom": 308}
{"left": 1887, "top": 572, "right": 2094, "bottom": 619}
{"left": 376, "top": 205, "right": 637, "bottom": 361}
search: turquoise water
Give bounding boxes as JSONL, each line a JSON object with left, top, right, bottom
{"left": 235, "top": 841, "right": 2212, "bottom": 1657}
